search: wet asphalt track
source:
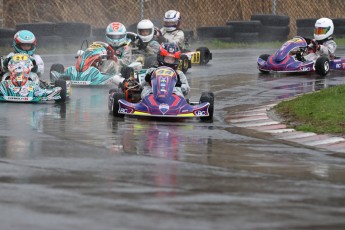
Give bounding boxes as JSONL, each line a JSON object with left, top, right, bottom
{"left": 0, "top": 49, "right": 345, "bottom": 230}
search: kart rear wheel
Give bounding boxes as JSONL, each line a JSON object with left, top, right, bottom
{"left": 55, "top": 79, "right": 67, "bottom": 103}
{"left": 199, "top": 92, "right": 214, "bottom": 122}
{"left": 179, "top": 54, "right": 190, "bottom": 73}
{"left": 315, "top": 56, "right": 330, "bottom": 76}
{"left": 258, "top": 54, "right": 270, "bottom": 74}
{"left": 196, "top": 47, "right": 212, "bottom": 65}
{"left": 50, "top": 63, "right": 65, "bottom": 82}
{"left": 112, "top": 92, "right": 125, "bottom": 117}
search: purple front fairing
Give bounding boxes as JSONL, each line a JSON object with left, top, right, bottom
{"left": 257, "top": 36, "right": 315, "bottom": 72}
{"left": 273, "top": 36, "right": 307, "bottom": 63}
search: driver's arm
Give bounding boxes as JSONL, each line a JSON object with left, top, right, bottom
{"left": 176, "top": 70, "right": 190, "bottom": 96}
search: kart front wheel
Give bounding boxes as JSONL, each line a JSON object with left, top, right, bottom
{"left": 196, "top": 47, "right": 212, "bottom": 65}
{"left": 315, "top": 56, "right": 330, "bottom": 76}
{"left": 112, "top": 92, "right": 125, "bottom": 117}
{"left": 55, "top": 79, "right": 67, "bottom": 103}
{"left": 50, "top": 63, "right": 65, "bottom": 82}
{"left": 258, "top": 54, "right": 270, "bottom": 74}
{"left": 199, "top": 92, "right": 214, "bottom": 122}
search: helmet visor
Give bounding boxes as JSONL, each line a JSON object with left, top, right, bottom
{"left": 164, "top": 21, "right": 177, "bottom": 27}
{"left": 164, "top": 56, "right": 176, "bottom": 64}
{"left": 314, "top": 27, "right": 330, "bottom": 35}
{"left": 106, "top": 34, "right": 125, "bottom": 40}
{"left": 138, "top": 28, "right": 152, "bottom": 36}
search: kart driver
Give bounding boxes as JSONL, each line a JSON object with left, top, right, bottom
{"left": 141, "top": 42, "right": 190, "bottom": 98}
{"left": 136, "top": 19, "right": 160, "bottom": 56}
{"left": 304, "top": 17, "right": 337, "bottom": 61}
{"left": 159, "top": 10, "right": 185, "bottom": 50}
{"left": 1, "top": 30, "right": 44, "bottom": 79}
{"left": 101, "top": 22, "right": 132, "bottom": 75}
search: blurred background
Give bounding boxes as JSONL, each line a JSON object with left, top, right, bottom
{"left": 1, "top": 0, "right": 345, "bottom": 46}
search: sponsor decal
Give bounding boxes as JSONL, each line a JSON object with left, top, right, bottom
{"left": 12, "top": 87, "right": 20, "bottom": 93}
{"left": 73, "top": 81, "right": 90, "bottom": 85}
{"left": 300, "top": 67, "right": 310, "bottom": 71}
{"left": 194, "top": 110, "right": 207, "bottom": 116}
{"left": 159, "top": 103, "right": 169, "bottom": 114}
{"left": 20, "top": 86, "right": 29, "bottom": 96}
{"left": 336, "top": 63, "right": 341, "bottom": 68}
{"left": 119, "top": 107, "right": 134, "bottom": 114}
{"left": 5, "top": 96, "right": 31, "bottom": 101}
{"left": 342, "top": 63, "right": 345, "bottom": 69}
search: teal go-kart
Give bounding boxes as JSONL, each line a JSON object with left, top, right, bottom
{"left": 0, "top": 53, "right": 70, "bottom": 103}
{"left": 49, "top": 41, "right": 134, "bottom": 86}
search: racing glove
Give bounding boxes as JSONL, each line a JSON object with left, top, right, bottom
{"left": 145, "top": 73, "right": 151, "bottom": 83}
{"left": 106, "top": 46, "right": 117, "bottom": 62}
{"left": 175, "top": 74, "right": 182, "bottom": 87}
{"left": 31, "top": 59, "right": 38, "bottom": 73}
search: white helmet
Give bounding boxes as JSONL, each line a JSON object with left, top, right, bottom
{"left": 137, "top": 19, "right": 154, "bottom": 43}
{"left": 314, "top": 17, "right": 334, "bottom": 41}
{"left": 163, "top": 10, "right": 181, "bottom": 32}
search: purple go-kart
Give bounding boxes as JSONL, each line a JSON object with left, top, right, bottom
{"left": 257, "top": 36, "right": 345, "bottom": 76}
{"left": 108, "top": 66, "right": 214, "bottom": 122}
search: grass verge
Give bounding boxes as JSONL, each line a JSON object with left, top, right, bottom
{"left": 275, "top": 84, "right": 345, "bottom": 136}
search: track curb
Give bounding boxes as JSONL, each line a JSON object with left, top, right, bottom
{"left": 226, "top": 103, "right": 345, "bottom": 153}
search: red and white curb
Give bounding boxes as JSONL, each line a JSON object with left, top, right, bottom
{"left": 226, "top": 103, "right": 345, "bottom": 153}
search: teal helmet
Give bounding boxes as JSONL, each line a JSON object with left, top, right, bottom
{"left": 106, "top": 22, "right": 127, "bottom": 47}
{"left": 13, "top": 30, "right": 37, "bottom": 55}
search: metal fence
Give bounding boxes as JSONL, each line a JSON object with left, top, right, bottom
{"left": 1, "top": 0, "right": 345, "bottom": 39}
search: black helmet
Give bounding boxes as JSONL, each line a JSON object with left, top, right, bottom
{"left": 157, "top": 43, "right": 181, "bottom": 70}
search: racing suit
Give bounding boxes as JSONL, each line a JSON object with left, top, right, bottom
{"left": 140, "top": 67, "right": 190, "bottom": 98}
{"left": 100, "top": 42, "right": 132, "bottom": 75}
{"left": 304, "top": 37, "right": 337, "bottom": 61}
{"left": 134, "top": 40, "right": 160, "bottom": 67}
{"left": 160, "top": 27, "right": 185, "bottom": 50}
{"left": 141, "top": 40, "right": 160, "bottom": 56}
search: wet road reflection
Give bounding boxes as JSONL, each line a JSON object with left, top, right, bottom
{"left": 0, "top": 50, "right": 345, "bottom": 229}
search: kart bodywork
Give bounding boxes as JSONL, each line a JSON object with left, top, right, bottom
{"left": 257, "top": 36, "right": 345, "bottom": 76}
{"left": 0, "top": 54, "right": 70, "bottom": 103}
{"left": 108, "top": 66, "right": 214, "bottom": 122}
{"left": 50, "top": 41, "right": 126, "bottom": 86}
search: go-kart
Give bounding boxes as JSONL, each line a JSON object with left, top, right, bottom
{"left": 50, "top": 41, "right": 133, "bottom": 86}
{"left": 108, "top": 66, "right": 214, "bottom": 122}
{"left": 179, "top": 37, "right": 213, "bottom": 73}
{"left": 0, "top": 53, "right": 70, "bottom": 103}
{"left": 257, "top": 36, "right": 345, "bottom": 76}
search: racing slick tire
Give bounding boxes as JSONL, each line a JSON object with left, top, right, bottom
{"left": 258, "top": 54, "right": 270, "bottom": 74}
{"left": 112, "top": 92, "right": 125, "bottom": 117}
{"left": 315, "top": 56, "right": 330, "bottom": 77}
{"left": 199, "top": 92, "right": 214, "bottom": 122}
{"left": 54, "top": 79, "right": 67, "bottom": 103}
{"left": 50, "top": 63, "right": 65, "bottom": 82}
{"left": 179, "top": 54, "right": 190, "bottom": 73}
{"left": 121, "top": 66, "right": 134, "bottom": 80}
{"left": 197, "top": 47, "right": 212, "bottom": 65}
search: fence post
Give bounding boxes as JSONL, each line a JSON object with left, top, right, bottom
{"left": 272, "top": 0, "right": 276, "bottom": 15}
{"left": 0, "top": 0, "right": 3, "bottom": 28}
{"left": 140, "top": 0, "right": 144, "bottom": 20}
